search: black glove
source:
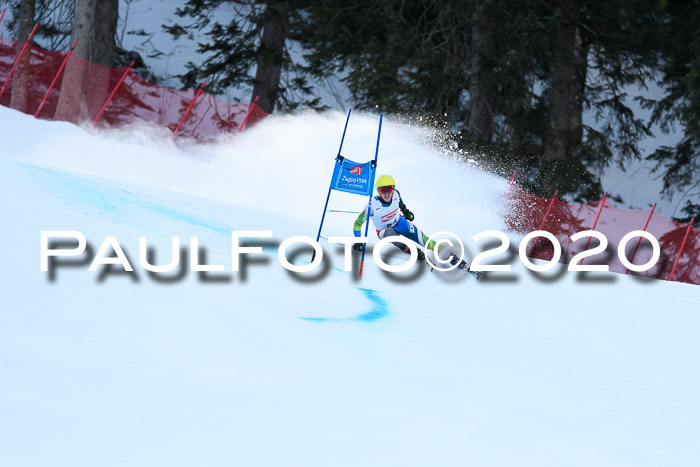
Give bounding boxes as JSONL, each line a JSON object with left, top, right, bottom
{"left": 352, "top": 243, "right": 364, "bottom": 252}
{"left": 404, "top": 211, "right": 415, "bottom": 221}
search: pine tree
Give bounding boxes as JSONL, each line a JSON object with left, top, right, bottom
{"left": 644, "top": 0, "right": 700, "bottom": 224}
{"left": 9, "top": 0, "right": 35, "bottom": 114}
{"left": 302, "top": 0, "right": 661, "bottom": 202}
{"left": 54, "top": 0, "right": 119, "bottom": 121}
{"left": 0, "top": 0, "right": 74, "bottom": 51}
{"left": 484, "top": 0, "right": 661, "bottom": 201}
{"left": 302, "top": 0, "right": 472, "bottom": 118}
{"left": 164, "top": 0, "right": 319, "bottom": 113}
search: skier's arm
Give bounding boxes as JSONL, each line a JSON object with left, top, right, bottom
{"left": 397, "top": 190, "right": 415, "bottom": 221}
{"left": 352, "top": 207, "right": 369, "bottom": 251}
{"left": 353, "top": 208, "right": 367, "bottom": 237}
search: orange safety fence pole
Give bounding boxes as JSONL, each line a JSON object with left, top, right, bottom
{"left": 0, "top": 22, "right": 39, "bottom": 99}
{"left": 92, "top": 61, "right": 134, "bottom": 127}
{"left": 578, "top": 193, "right": 607, "bottom": 265}
{"left": 668, "top": 217, "right": 696, "bottom": 281}
{"left": 35, "top": 38, "right": 78, "bottom": 118}
{"left": 172, "top": 80, "right": 206, "bottom": 139}
{"left": 238, "top": 95, "right": 260, "bottom": 133}
{"left": 528, "top": 189, "right": 559, "bottom": 257}
{"left": 625, "top": 203, "right": 656, "bottom": 275}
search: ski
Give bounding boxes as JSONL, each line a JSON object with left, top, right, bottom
{"left": 458, "top": 260, "right": 483, "bottom": 280}
{"left": 426, "top": 259, "right": 482, "bottom": 280}
{"left": 372, "top": 249, "right": 482, "bottom": 279}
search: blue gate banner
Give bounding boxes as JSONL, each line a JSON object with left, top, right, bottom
{"left": 330, "top": 157, "right": 374, "bottom": 196}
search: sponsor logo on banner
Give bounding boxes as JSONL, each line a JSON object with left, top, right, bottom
{"left": 340, "top": 163, "right": 368, "bottom": 187}
{"left": 340, "top": 175, "right": 368, "bottom": 185}
{"left": 331, "top": 160, "right": 373, "bottom": 195}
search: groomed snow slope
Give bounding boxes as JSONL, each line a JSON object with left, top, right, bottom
{"left": 1, "top": 106, "right": 698, "bottom": 467}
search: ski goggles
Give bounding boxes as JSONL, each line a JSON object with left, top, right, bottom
{"left": 377, "top": 185, "right": 394, "bottom": 196}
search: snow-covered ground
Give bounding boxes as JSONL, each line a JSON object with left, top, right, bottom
{"left": 1, "top": 106, "right": 698, "bottom": 466}
{"left": 0, "top": 0, "right": 692, "bottom": 215}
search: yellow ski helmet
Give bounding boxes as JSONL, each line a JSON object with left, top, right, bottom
{"left": 375, "top": 174, "right": 395, "bottom": 195}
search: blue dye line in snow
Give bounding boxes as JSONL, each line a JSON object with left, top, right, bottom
{"left": 18, "top": 163, "right": 383, "bottom": 302}
{"left": 302, "top": 287, "right": 389, "bottom": 323}
{"left": 15, "top": 162, "right": 265, "bottom": 240}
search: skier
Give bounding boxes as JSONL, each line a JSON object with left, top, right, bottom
{"left": 352, "top": 174, "right": 475, "bottom": 274}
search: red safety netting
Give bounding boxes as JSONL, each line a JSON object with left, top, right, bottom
{"left": 504, "top": 183, "right": 700, "bottom": 286}
{"left": 3, "top": 35, "right": 696, "bottom": 285}
{"left": 0, "top": 35, "right": 269, "bottom": 138}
